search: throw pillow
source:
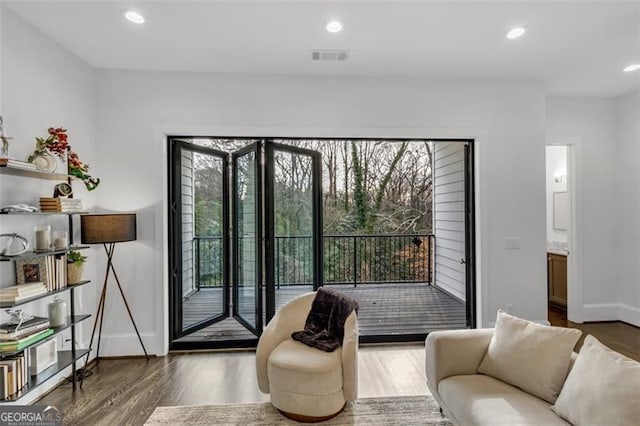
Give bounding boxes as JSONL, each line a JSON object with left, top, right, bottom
{"left": 552, "top": 335, "right": 640, "bottom": 425}
{"left": 477, "top": 310, "right": 581, "bottom": 403}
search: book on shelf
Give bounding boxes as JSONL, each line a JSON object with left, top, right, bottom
{"left": 0, "top": 354, "right": 27, "bottom": 400}
{"left": 0, "top": 328, "right": 54, "bottom": 352}
{"left": 0, "top": 365, "right": 7, "bottom": 400}
{"left": 0, "top": 158, "right": 37, "bottom": 170}
{"left": 0, "top": 283, "right": 47, "bottom": 303}
{"left": 0, "top": 282, "right": 47, "bottom": 296}
{"left": 0, "top": 316, "right": 50, "bottom": 339}
{"left": 39, "top": 197, "right": 83, "bottom": 213}
{"left": 42, "top": 254, "right": 67, "bottom": 292}
{"left": 0, "top": 360, "right": 17, "bottom": 399}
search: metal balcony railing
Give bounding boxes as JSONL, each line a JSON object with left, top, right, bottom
{"left": 193, "top": 234, "right": 434, "bottom": 289}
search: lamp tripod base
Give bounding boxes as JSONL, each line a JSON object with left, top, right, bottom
{"left": 82, "top": 243, "right": 149, "bottom": 388}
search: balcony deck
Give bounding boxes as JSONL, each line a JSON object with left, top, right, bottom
{"left": 176, "top": 283, "right": 466, "bottom": 344}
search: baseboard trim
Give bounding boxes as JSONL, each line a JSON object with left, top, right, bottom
{"left": 619, "top": 304, "right": 640, "bottom": 327}
{"left": 582, "top": 303, "right": 640, "bottom": 327}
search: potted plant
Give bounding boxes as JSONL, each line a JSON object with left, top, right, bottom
{"left": 67, "top": 250, "right": 87, "bottom": 284}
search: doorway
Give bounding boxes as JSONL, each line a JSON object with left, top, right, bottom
{"left": 168, "top": 137, "right": 475, "bottom": 349}
{"left": 545, "top": 145, "right": 570, "bottom": 323}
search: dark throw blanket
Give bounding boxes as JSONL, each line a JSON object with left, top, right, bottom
{"left": 291, "top": 287, "right": 359, "bottom": 352}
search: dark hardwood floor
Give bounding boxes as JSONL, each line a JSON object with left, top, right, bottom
{"left": 37, "top": 345, "right": 429, "bottom": 425}
{"left": 177, "top": 283, "right": 466, "bottom": 343}
{"left": 35, "top": 309, "right": 640, "bottom": 425}
{"left": 548, "top": 304, "right": 640, "bottom": 361}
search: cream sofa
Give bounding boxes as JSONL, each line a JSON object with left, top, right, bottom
{"left": 425, "top": 329, "right": 574, "bottom": 426}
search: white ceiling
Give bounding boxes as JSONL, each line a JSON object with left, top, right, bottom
{"left": 5, "top": 1, "right": 640, "bottom": 97}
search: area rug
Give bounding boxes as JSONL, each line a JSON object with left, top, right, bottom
{"left": 145, "top": 395, "right": 452, "bottom": 425}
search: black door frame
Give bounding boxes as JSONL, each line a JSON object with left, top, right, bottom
{"left": 168, "top": 136, "right": 477, "bottom": 349}
{"left": 168, "top": 138, "right": 230, "bottom": 343}
{"left": 231, "top": 142, "right": 263, "bottom": 335}
{"left": 264, "top": 141, "right": 324, "bottom": 323}
{"left": 464, "top": 142, "right": 477, "bottom": 329}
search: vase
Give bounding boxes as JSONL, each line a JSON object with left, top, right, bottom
{"left": 28, "top": 152, "right": 57, "bottom": 172}
{"left": 67, "top": 263, "right": 84, "bottom": 285}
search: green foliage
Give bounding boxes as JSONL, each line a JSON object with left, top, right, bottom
{"left": 67, "top": 250, "right": 87, "bottom": 265}
{"left": 351, "top": 141, "right": 368, "bottom": 230}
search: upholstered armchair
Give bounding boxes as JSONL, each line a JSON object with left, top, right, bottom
{"left": 256, "top": 292, "right": 359, "bottom": 421}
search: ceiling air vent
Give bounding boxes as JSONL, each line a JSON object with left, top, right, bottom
{"left": 311, "top": 50, "right": 349, "bottom": 61}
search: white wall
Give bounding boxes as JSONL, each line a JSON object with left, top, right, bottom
{"left": 0, "top": 7, "right": 97, "bottom": 404}
{"left": 546, "top": 97, "right": 638, "bottom": 324}
{"left": 614, "top": 90, "right": 640, "bottom": 326}
{"left": 94, "top": 69, "right": 548, "bottom": 355}
{"left": 545, "top": 145, "right": 567, "bottom": 243}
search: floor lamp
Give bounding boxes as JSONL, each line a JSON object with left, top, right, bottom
{"left": 80, "top": 213, "right": 149, "bottom": 385}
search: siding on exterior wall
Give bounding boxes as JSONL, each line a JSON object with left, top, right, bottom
{"left": 433, "top": 142, "right": 466, "bottom": 302}
{"left": 182, "top": 150, "right": 195, "bottom": 298}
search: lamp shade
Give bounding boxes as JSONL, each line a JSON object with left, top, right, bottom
{"left": 81, "top": 214, "right": 137, "bottom": 244}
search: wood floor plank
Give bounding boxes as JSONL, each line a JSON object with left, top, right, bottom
{"left": 178, "top": 283, "right": 467, "bottom": 344}
{"left": 37, "top": 317, "right": 640, "bottom": 425}
{"left": 37, "top": 345, "right": 427, "bottom": 425}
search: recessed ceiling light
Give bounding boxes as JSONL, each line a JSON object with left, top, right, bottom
{"left": 325, "top": 20, "right": 343, "bottom": 33}
{"left": 506, "top": 27, "right": 526, "bottom": 39}
{"left": 123, "top": 10, "right": 145, "bottom": 24}
{"left": 623, "top": 64, "right": 640, "bottom": 73}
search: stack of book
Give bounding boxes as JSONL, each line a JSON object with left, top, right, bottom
{"left": 0, "top": 158, "right": 37, "bottom": 171}
{"left": 0, "top": 283, "right": 47, "bottom": 304}
{"left": 45, "top": 254, "right": 68, "bottom": 292}
{"left": 0, "top": 328, "right": 53, "bottom": 353}
{"left": 0, "top": 317, "right": 53, "bottom": 400}
{"left": 0, "top": 353, "right": 27, "bottom": 400}
{"left": 39, "top": 197, "right": 83, "bottom": 213}
{"left": 0, "top": 316, "right": 50, "bottom": 341}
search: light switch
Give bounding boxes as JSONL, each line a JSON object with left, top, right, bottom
{"left": 505, "top": 237, "right": 521, "bottom": 250}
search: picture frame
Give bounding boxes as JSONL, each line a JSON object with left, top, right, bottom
{"left": 15, "top": 257, "right": 48, "bottom": 286}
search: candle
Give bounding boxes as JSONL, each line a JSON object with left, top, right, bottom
{"left": 34, "top": 225, "right": 51, "bottom": 251}
{"left": 53, "top": 231, "right": 68, "bottom": 249}
{"left": 48, "top": 298, "right": 67, "bottom": 327}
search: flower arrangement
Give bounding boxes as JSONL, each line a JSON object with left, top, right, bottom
{"left": 28, "top": 127, "right": 68, "bottom": 162}
{"left": 29, "top": 127, "right": 100, "bottom": 191}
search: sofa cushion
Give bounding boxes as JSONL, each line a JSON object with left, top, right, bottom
{"left": 439, "top": 374, "right": 570, "bottom": 426}
{"left": 477, "top": 310, "right": 581, "bottom": 403}
{"left": 552, "top": 335, "right": 640, "bottom": 426}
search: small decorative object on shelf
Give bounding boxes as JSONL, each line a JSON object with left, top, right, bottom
{"left": 0, "top": 234, "right": 29, "bottom": 257}
{"left": 34, "top": 225, "right": 52, "bottom": 252}
{"left": 27, "top": 127, "right": 68, "bottom": 166}
{"left": 53, "top": 231, "right": 68, "bottom": 250}
{"left": 29, "top": 339, "right": 57, "bottom": 375}
{"left": 67, "top": 251, "right": 86, "bottom": 285}
{"left": 27, "top": 127, "right": 100, "bottom": 191}
{"left": 68, "top": 150, "right": 100, "bottom": 191}
{"left": 47, "top": 298, "right": 67, "bottom": 327}
{"left": 53, "top": 182, "right": 73, "bottom": 198}
{"left": 0, "top": 116, "right": 13, "bottom": 159}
